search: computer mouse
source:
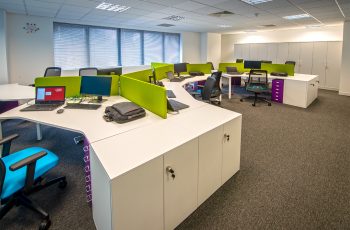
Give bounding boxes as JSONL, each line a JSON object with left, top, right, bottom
{"left": 57, "top": 109, "right": 64, "bottom": 114}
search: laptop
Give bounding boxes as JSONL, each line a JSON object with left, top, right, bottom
{"left": 167, "top": 99, "right": 189, "bottom": 112}
{"left": 21, "top": 86, "right": 65, "bottom": 111}
{"left": 167, "top": 71, "right": 183, "bottom": 82}
{"left": 166, "top": 90, "right": 176, "bottom": 98}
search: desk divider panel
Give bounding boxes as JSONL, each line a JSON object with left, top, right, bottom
{"left": 219, "top": 63, "right": 295, "bottom": 76}
{"left": 35, "top": 75, "right": 120, "bottom": 97}
{"left": 186, "top": 64, "right": 212, "bottom": 74}
{"left": 151, "top": 62, "right": 173, "bottom": 69}
{"left": 153, "top": 65, "right": 174, "bottom": 81}
{"left": 122, "top": 69, "right": 153, "bottom": 82}
{"left": 120, "top": 76, "right": 167, "bottom": 119}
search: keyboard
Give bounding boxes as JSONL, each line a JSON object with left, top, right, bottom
{"left": 64, "top": 103, "right": 101, "bottom": 110}
{"left": 20, "top": 104, "right": 63, "bottom": 112}
{"left": 170, "top": 78, "right": 184, "bottom": 82}
{"left": 167, "top": 99, "right": 189, "bottom": 112}
{"left": 166, "top": 90, "right": 176, "bottom": 98}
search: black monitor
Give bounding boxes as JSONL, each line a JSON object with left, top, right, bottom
{"left": 244, "top": 61, "right": 261, "bottom": 69}
{"left": 80, "top": 76, "right": 112, "bottom": 103}
{"left": 174, "top": 63, "right": 187, "bottom": 77}
{"left": 97, "top": 67, "right": 122, "bottom": 76}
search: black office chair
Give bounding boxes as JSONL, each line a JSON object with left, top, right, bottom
{"left": 0, "top": 134, "right": 67, "bottom": 229}
{"left": 79, "top": 68, "right": 98, "bottom": 76}
{"left": 191, "top": 75, "right": 221, "bottom": 105}
{"left": 44, "top": 67, "right": 61, "bottom": 77}
{"left": 240, "top": 70, "right": 271, "bottom": 107}
{"left": 285, "top": 61, "right": 296, "bottom": 66}
{"left": 207, "top": 62, "right": 215, "bottom": 70}
{"left": 261, "top": 60, "right": 272, "bottom": 64}
{"left": 236, "top": 59, "right": 244, "bottom": 63}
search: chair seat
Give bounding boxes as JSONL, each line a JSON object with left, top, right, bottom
{"left": 1, "top": 147, "right": 59, "bottom": 199}
{"left": 246, "top": 84, "right": 269, "bottom": 93}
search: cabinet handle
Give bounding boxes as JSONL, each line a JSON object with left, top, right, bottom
{"left": 310, "top": 84, "right": 315, "bottom": 87}
{"left": 166, "top": 166, "right": 176, "bottom": 179}
{"left": 224, "top": 133, "right": 230, "bottom": 142}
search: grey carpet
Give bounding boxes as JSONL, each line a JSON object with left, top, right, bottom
{"left": 1, "top": 89, "right": 350, "bottom": 229}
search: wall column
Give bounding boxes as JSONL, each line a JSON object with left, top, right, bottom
{"left": 339, "top": 21, "right": 350, "bottom": 96}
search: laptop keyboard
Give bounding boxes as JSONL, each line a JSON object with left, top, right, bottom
{"left": 64, "top": 104, "right": 101, "bottom": 110}
{"left": 20, "top": 104, "right": 62, "bottom": 111}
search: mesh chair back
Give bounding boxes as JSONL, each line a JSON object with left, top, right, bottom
{"left": 236, "top": 59, "right": 244, "bottom": 63}
{"left": 211, "top": 71, "right": 222, "bottom": 91}
{"left": 248, "top": 69, "right": 268, "bottom": 85}
{"left": 285, "top": 61, "right": 296, "bottom": 66}
{"left": 207, "top": 62, "right": 215, "bottom": 70}
{"left": 201, "top": 76, "right": 216, "bottom": 101}
{"left": 44, "top": 67, "right": 61, "bottom": 77}
{"left": 79, "top": 68, "right": 98, "bottom": 76}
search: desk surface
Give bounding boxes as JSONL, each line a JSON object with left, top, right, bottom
{"left": 0, "top": 84, "right": 35, "bottom": 101}
{"left": 222, "top": 73, "right": 318, "bottom": 82}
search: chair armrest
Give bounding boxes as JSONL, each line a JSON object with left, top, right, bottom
{"left": 0, "top": 134, "right": 19, "bottom": 146}
{"left": 10, "top": 151, "right": 47, "bottom": 171}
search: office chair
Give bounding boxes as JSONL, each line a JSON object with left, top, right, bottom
{"left": 261, "top": 60, "right": 272, "bottom": 64}
{"left": 79, "top": 67, "right": 98, "bottom": 76}
{"left": 0, "top": 134, "right": 67, "bottom": 230}
{"left": 207, "top": 62, "right": 215, "bottom": 70}
{"left": 236, "top": 59, "right": 244, "bottom": 63}
{"left": 240, "top": 69, "right": 271, "bottom": 107}
{"left": 285, "top": 61, "right": 296, "bottom": 66}
{"left": 44, "top": 67, "right": 61, "bottom": 77}
{"left": 192, "top": 75, "right": 221, "bottom": 105}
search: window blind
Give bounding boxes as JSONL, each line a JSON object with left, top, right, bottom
{"left": 164, "top": 33, "right": 180, "bottom": 64}
{"left": 121, "top": 29, "right": 142, "bottom": 66}
{"left": 143, "top": 31, "right": 163, "bottom": 65}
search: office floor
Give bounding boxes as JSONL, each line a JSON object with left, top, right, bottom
{"left": 1, "top": 89, "right": 349, "bottom": 230}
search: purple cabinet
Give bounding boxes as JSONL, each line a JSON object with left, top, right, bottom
{"left": 271, "top": 79, "right": 284, "bottom": 103}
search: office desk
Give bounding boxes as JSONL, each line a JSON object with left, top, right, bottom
{"left": 0, "top": 81, "right": 242, "bottom": 230}
{"left": 222, "top": 73, "right": 319, "bottom": 108}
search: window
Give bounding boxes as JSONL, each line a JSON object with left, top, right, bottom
{"left": 54, "top": 23, "right": 181, "bottom": 69}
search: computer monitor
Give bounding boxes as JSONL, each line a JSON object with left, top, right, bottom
{"left": 35, "top": 86, "right": 65, "bottom": 104}
{"left": 80, "top": 76, "right": 112, "bottom": 103}
{"left": 97, "top": 67, "right": 122, "bottom": 76}
{"left": 244, "top": 61, "right": 262, "bottom": 69}
{"left": 174, "top": 63, "right": 187, "bottom": 77}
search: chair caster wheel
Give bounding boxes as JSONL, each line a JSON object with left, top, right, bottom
{"left": 39, "top": 219, "right": 51, "bottom": 230}
{"left": 58, "top": 179, "right": 67, "bottom": 189}
{"left": 240, "top": 99, "right": 243, "bottom": 102}
{"left": 252, "top": 104, "right": 256, "bottom": 106}
{"left": 268, "top": 103, "right": 271, "bottom": 106}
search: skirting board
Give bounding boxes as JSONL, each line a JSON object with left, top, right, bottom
{"left": 339, "top": 91, "right": 350, "bottom": 96}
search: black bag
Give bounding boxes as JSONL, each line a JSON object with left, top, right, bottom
{"left": 104, "top": 102, "right": 146, "bottom": 123}
{"left": 189, "top": 71, "right": 204, "bottom": 76}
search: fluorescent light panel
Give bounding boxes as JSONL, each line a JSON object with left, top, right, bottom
{"left": 241, "top": 0, "right": 273, "bottom": 5}
{"left": 283, "top": 14, "right": 310, "bottom": 20}
{"left": 96, "top": 2, "right": 130, "bottom": 12}
{"left": 163, "top": 15, "right": 185, "bottom": 21}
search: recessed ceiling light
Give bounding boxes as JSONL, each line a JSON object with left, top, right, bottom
{"left": 241, "top": 0, "right": 273, "bottom": 5}
{"left": 96, "top": 2, "right": 130, "bottom": 12}
{"left": 306, "top": 24, "right": 324, "bottom": 28}
{"left": 209, "top": 11, "right": 234, "bottom": 17}
{"left": 283, "top": 14, "right": 310, "bottom": 20}
{"left": 157, "top": 23, "right": 175, "bottom": 27}
{"left": 218, "top": 25, "right": 232, "bottom": 28}
{"left": 163, "top": 15, "right": 185, "bottom": 21}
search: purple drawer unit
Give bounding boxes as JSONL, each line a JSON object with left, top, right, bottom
{"left": 271, "top": 79, "right": 284, "bottom": 103}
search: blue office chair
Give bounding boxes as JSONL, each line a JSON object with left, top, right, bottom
{"left": 0, "top": 134, "right": 67, "bottom": 230}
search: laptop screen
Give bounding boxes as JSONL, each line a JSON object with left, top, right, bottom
{"left": 35, "top": 86, "right": 65, "bottom": 104}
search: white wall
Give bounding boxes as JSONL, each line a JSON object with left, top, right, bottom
{"left": 0, "top": 9, "right": 8, "bottom": 84}
{"left": 181, "top": 32, "right": 201, "bottom": 63}
{"left": 339, "top": 21, "right": 350, "bottom": 96}
{"left": 221, "top": 25, "right": 343, "bottom": 62}
{"left": 206, "top": 33, "right": 221, "bottom": 69}
{"left": 7, "top": 13, "right": 54, "bottom": 85}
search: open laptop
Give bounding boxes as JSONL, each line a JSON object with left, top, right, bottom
{"left": 167, "top": 71, "right": 184, "bottom": 82}
{"left": 21, "top": 86, "right": 65, "bottom": 111}
{"left": 167, "top": 99, "right": 189, "bottom": 112}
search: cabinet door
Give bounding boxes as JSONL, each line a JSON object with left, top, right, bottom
{"left": 234, "top": 44, "right": 243, "bottom": 60}
{"left": 198, "top": 126, "right": 223, "bottom": 205}
{"left": 257, "top": 44, "right": 268, "bottom": 61}
{"left": 250, "top": 44, "right": 259, "bottom": 60}
{"left": 267, "top": 43, "right": 278, "bottom": 63}
{"left": 288, "top": 43, "right": 301, "bottom": 73}
{"left": 222, "top": 117, "right": 242, "bottom": 184}
{"left": 312, "top": 42, "right": 327, "bottom": 88}
{"left": 299, "top": 42, "right": 313, "bottom": 74}
{"left": 277, "top": 43, "right": 288, "bottom": 64}
{"left": 326, "top": 42, "right": 342, "bottom": 90}
{"left": 112, "top": 156, "right": 164, "bottom": 230}
{"left": 242, "top": 44, "right": 250, "bottom": 60}
{"left": 164, "top": 138, "right": 198, "bottom": 230}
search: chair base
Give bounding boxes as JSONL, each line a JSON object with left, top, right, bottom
{"left": 0, "top": 176, "right": 67, "bottom": 230}
{"left": 240, "top": 93, "right": 271, "bottom": 107}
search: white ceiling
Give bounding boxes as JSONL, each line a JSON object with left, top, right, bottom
{"left": 0, "top": 0, "right": 348, "bottom": 33}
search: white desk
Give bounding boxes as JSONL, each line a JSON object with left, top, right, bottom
{"left": 222, "top": 73, "right": 319, "bottom": 108}
{"left": 0, "top": 78, "right": 242, "bottom": 230}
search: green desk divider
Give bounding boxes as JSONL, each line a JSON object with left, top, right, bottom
{"left": 120, "top": 76, "right": 167, "bottom": 119}
{"left": 154, "top": 65, "right": 174, "bottom": 80}
{"left": 35, "top": 75, "right": 120, "bottom": 97}
{"left": 186, "top": 64, "right": 212, "bottom": 74}
{"left": 121, "top": 69, "right": 153, "bottom": 82}
{"left": 218, "top": 63, "right": 295, "bottom": 76}
{"left": 151, "top": 62, "right": 173, "bottom": 69}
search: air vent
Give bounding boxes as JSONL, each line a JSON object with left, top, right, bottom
{"left": 209, "top": 11, "right": 234, "bottom": 17}
{"left": 259, "top": 24, "right": 276, "bottom": 28}
{"left": 157, "top": 23, "right": 175, "bottom": 27}
{"left": 163, "top": 15, "right": 185, "bottom": 21}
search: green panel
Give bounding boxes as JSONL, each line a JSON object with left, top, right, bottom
{"left": 186, "top": 64, "right": 212, "bottom": 74}
{"left": 122, "top": 69, "right": 153, "bottom": 82}
{"left": 35, "top": 75, "right": 120, "bottom": 97}
{"left": 219, "top": 63, "right": 295, "bottom": 76}
{"left": 154, "top": 65, "right": 174, "bottom": 80}
{"left": 120, "top": 76, "right": 167, "bottom": 119}
{"left": 151, "top": 62, "right": 173, "bottom": 69}
{"left": 261, "top": 63, "right": 295, "bottom": 76}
